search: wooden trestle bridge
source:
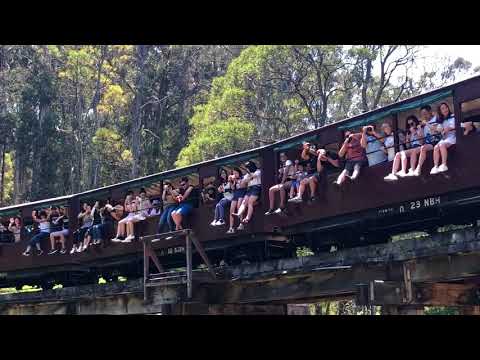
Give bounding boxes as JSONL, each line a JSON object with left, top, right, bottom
{"left": 2, "top": 227, "right": 480, "bottom": 315}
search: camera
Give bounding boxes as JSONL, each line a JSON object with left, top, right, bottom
{"left": 366, "top": 126, "right": 374, "bottom": 132}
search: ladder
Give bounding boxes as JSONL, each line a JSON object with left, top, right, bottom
{"left": 141, "top": 229, "right": 217, "bottom": 302}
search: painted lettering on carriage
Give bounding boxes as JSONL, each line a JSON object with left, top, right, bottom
{"left": 378, "top": 196, "right": 441, "bottom": 216}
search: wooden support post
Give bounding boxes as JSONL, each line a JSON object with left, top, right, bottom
{"left": 191, "top": 233, "right": 217, "bottom": 280}
{"left": 143, "top": 239, "right": 149, "bottom": 302}
{"left": 186, "top": 233, "right": 193, "bottom": 299}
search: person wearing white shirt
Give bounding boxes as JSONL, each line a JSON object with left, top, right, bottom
{"left": 430, "top": 102, "right": 456, "bottom": 175}
{"left": 265, "top": 152, "right": 295, "bottom": 215}
{"left": 380, "top": 123, "right": 395, "bottom": 162}
{"left": 233, "top": 161, "right": 262, "bottom": 229}
{"left": 408, "top": 105, "right": 441, "bottom": 177}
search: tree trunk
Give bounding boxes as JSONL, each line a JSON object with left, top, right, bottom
{"left": 361, "top": 57, "right": 372, "bottom": 113}
{"left": 0, "top": 143, "right": 5, "bottom": 206}
{"left": 131, "top": 45, "right": 149, "bottom": 178}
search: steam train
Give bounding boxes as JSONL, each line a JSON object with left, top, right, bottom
{"left": 1, "top": 75, "right": 480, "bottom": 290}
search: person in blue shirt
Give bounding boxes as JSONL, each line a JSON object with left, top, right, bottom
{"left": 365, "top": 124, "right": 387, "bottom": 166}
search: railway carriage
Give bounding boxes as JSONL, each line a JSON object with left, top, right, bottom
{"left": 1, "top": 75, "right": 480, "bottom": 290}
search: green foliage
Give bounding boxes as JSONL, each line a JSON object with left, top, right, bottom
{"left": 92, "top": 127, "right": 133, "bottom": 186}
{"left": 424, "top": 307, "right": 460, "bottom": 315}
{"left": 2, "top": 153, "right": 14, "bottom": 203}
{"left": 0, "top": 45, "right": 475, "bottom": 205}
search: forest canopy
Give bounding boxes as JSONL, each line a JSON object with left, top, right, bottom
{"left": 0, "top": 45, "right": 476, "bottom": 206}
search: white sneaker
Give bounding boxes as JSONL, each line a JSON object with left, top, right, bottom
{"left": 288, "top": 196, "right": 302, "bottom": 203}
{"left": 406, "top": 169, "right": 415, "bottom": 177}
{"left": 438, "top": 164, "right": 448, "bottom": 173}
{"left": 237, "top": 223, "right": 245, "bottom": 231}
{"left": 216, "top": 220, "right": 225, "bottom": 226}
{"left": 76, "top": 245, "right": 83, "bottom": 253}
{"left": 226, "top": 228, "right": 235, "bottom": 234}
{"left": 396, "top": 170, "right": 408, "bottom": 178}
{"left": 384, "top": 173, "right": 398, "bottom": 182}
{"left": 273, "top": 208, "right": 283, "bottom": 214}
{"left": 70, "top": 247, "right": 76, "bottom": 255}
{"left": 412, "top": 167, "right": 421, "bottom": 177}
{"left": 210, "top": 220, "right": 217, "bottom": 226}
{"left": 111, "top": 237, "right": 122, "bottom": 243}
{"left": 122, "top": 236, "right": 134, "bottom": 243}
{"left": 430, "top": 166, "right": 439, "bottom": 175}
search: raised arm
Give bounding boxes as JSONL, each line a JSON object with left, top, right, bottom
{"left": 360, "top": 128, "right": 368, "bottom": 149}
{"left": 182, "top": 186, "right": 194, "bottom": 201}
{"left": 339, "top": 136, "right": 350, "bottom": 158}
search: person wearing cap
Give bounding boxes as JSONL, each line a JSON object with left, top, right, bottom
{"left": 265, "top": 152, "right": 295, "bottom": 215}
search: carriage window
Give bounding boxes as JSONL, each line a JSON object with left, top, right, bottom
{"left": 461, "top": 98, "right": 480, "bottom": 136}
{"left": 164, "top": 173, "right": 200, "bottom": 208}
{"left": 396, "top": 96, "right": 455, "bottom": 151}
{"left": 201, "top": 175, "right": 217, "bottom": 206}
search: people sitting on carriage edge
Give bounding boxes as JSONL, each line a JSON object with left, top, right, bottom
{"left": 380, "top": 123, "right": 395, "bottom": 162}
{"left": 289, "top": 160, "right": 308, "bottom": 199}
{"left": 365, "top": 124, "right": 387, "bottom": 166}
{"left": 111, "top": 191, "right": 134, "bottom": 242}
{"left": 289, "top": 146, "right": 339, "bottom": 203}
{"left": 171, "top": 177, "right": 197, "bottom": 231}
{"left": 122, "top": 188, "right": 152, "bottom": 243}
{"left": 406, "top": 105, "right": 442, "bottom": 177}
{"left": 80, "top": 201, "right": 103, "bottom": 251}
{"left": 48, "top": 207, "right": 69, "bottom": 255}
{"left": 233, "top": 161, "right": 261, "bottom": 228}
{"left": 384, "top": 115, "right": 423, "bottom": 181}
{"left": 227, "top": 167, "right": 247, "bottom": 234}
{"left": 211, "top": 169, "right": 234, "bottom": 226}
{"left": 88, "top": 202, "right": 116, "bottom": 247}
{"left": 70, "top": 202, "right": 93, "bottom": 254}
{"left": 8, "top": 217, "right": 22, "bottom": 243}
{"left": 430, "top": 102, "right": 456, "bottom": 175}
{"left": 334, "top": 128, "right": 368, "bottom": 186}
{"left": 157, "top": 181, "right": 179, "bottom": 234}
{"left": 265, "top": 152, "right": 294, "bottom": 215}
{"left": 22, "top": 210, "right": 51, "bottom": 256}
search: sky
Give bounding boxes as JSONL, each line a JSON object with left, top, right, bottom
{"left": 421, "top": 45, "right": 480, "bottom": 80}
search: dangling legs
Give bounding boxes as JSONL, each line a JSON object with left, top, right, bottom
{"left": 350, "top": 164, "right": 362, "bottom": 181}
{"left": 228, "top": 200, "right": 238, "bottom": 232}
{"left": 415, "top": 144, "right": 433, "bottom": 175}
{"left": 336, "top": 169, "right": 348, "bottom": 185}
{"left": 308, "top": 177, "right": 318, "bottom": 200}
{"left": 243, "top": 195, "right": 259, "bottom": 223}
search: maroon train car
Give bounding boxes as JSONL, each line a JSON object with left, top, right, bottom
{"left": 1, "top": 75, "right": 480, "bottom": 289}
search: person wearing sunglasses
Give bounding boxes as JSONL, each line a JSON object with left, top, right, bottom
{"left": 384, "top": 115, "right": 423, "bottom": 181}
